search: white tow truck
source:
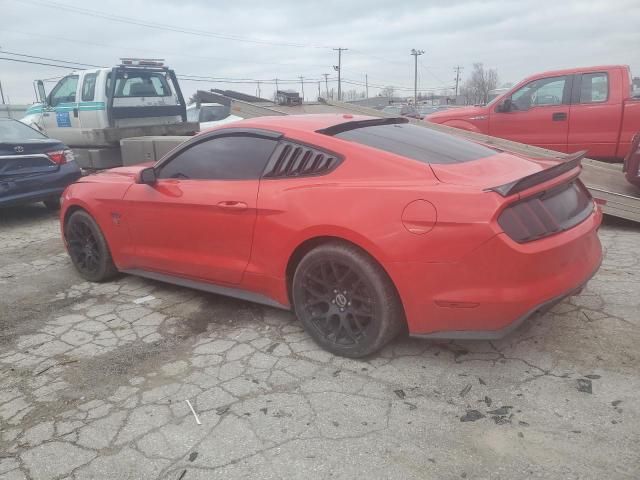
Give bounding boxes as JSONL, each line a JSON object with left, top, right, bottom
{"left": 21, "top": 59, "right": 198, "bottom": 168}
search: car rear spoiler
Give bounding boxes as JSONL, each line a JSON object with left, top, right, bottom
{"left": 487, "top": 150, "right": 586, "bottom": 197}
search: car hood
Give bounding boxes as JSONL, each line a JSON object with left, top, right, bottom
{"left": 427, "top": 105, "right": 486, "bottom": 121}
{"left": 79, "top": 163, "right": 153, "bottom": 183}
{"left": 430, "top": 151, "right": 560, "bottom": 189}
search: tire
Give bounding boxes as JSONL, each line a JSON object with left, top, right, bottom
{"left": 64, "top": 210, "right": 118, "bottom": 282}
{"left": 43, "top": 198, "right": 61, "bottom": 211}
{"left": 292, "top": 242, "right": 404, "bottom": 358}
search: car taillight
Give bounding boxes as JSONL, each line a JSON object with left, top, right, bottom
{"left": 46, "top": 149, "right": 75, "bottom": 165}
{"left": 498, "top": 180, "right": 593, "bottom": 243}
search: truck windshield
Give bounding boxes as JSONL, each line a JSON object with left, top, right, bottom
{"left": 106, "top": 71, "right": 172, "bottom": 98}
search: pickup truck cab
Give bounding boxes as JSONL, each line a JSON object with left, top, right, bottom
{"left": 427, "top": 65, "right": 640, "bottom": 161}
{"left": 21, "top": 59, "right": 193, "bottom": 147}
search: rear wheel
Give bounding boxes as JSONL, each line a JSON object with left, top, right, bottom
{"left": 64, "top": 210, "right": 117, "bottom": 282}
{"left": 292, "top": 242, "right": 404, "bottom": 358}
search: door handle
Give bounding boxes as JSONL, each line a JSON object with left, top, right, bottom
{"left": 552, "top": 112, "right": 567, "bottom": 121}
{"left": 217, "top": 201, "right": 248, "bottom": 211}
{"left": 73, "top": 108, "right": 79, "bottom": 118}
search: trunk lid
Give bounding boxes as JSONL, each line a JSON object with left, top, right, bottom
{"left": 0, "top": 139, "right": 65, "bottom": 177}
{"left": 430, "top": 151, "right": 567, "bottom": 192}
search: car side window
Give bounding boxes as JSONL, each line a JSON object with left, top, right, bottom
{"left": 157, "top": 135, "right": 278, "bottom": 180}
{"left": 510, "top": 76, "right": 567, "bottom": 111}
{"left": 81, "top": 73, "right": 98, "bottom": 102}
{"left": 49, "top": 75, "right": 79, "bottom": 107}
{"left": 579, "top": 73, "right": 608, "bottom": 103}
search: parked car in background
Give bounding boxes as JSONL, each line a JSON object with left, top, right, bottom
{"left": 417, "top": 105, "right": 453, "bottom": 116}
{"left": 0, "top": 118, "right": 81, "bottom": 209}
{"left": 186, "top": 103, "right": 242, "bottom": 130}
{"left": 382, "top": 104, "right": 423, "bottom": 119}
{"left": 60, "top": 114, "right": 601, "bottom": 357}
{"left": 623, "top": 132, "right": 640, "bottom": 188}
{"left": 427, "top": 65, "right": 640, "bottom": 161}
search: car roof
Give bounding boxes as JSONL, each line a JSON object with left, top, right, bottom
{"left": 527, "top": 65, "right": 627, "bottom": 79}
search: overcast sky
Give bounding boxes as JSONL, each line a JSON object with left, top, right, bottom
{"left": 1, "top": 0, "right": 639, "bottom": 104}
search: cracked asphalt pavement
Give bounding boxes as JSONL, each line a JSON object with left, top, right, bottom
{"left": 1, "top": 204, "right": 639, "bottom": 479}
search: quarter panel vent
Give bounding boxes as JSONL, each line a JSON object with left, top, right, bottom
{"left": 263, "top": 141, "right": 341, "bottom": 178}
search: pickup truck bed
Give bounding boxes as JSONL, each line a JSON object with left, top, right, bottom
{"left": 76, "top": 122, "right": 199, "bottom": 147}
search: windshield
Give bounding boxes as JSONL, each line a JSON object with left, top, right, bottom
{"left": 106, "top": 71, "right": 173, "bottom": 97}
{"left": 0, "top": 119, "right": 47, "bottom": 141}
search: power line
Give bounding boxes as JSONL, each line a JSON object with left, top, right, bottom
{"left": 2, "top": 27, "right": 333, "bottom": 70}
{"left": 1, "top": 50, "right": 104, "bottom": 68}
{"left": 0, "top": 56, "right": 90, "bottom": 70}
{"left": 0, "top": 53, "right": 332, "bottom": 85}
{"left": 17, "top": 0, "right": 336, "bottom": 50}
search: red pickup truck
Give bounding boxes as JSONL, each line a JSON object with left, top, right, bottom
{"left": 427, "top": 65, "right": 640, "bottom": 161}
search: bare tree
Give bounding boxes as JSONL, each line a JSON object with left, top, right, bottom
{"left": 461, "top": 63, "right": 499, "bottom": 105}
{"left": 381, "top": 85, "right": 395, "bottom": 98}
{"left": 343, "top": 89, "right": 360, "bottom": 101}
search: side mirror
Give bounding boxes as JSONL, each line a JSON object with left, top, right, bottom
{"left": 497, "top": 98, "right": 512, "bottom": 113}
{"left": 35, "top": 80, "right": 47, "bottom": 104}
{"left": 138, "top": 167, "right": 157, "bottom": 185}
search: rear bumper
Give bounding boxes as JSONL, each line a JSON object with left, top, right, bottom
{"left": 410, "top": 259, "right": 600, "bottom": 340}
{"left": 0, "top": 161, "right": 82, "bottom": 207}
{"left": 390, "top": 207, "right": 603, "bottom": 338}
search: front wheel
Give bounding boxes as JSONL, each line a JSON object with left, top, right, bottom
{"left": 292, "top": 242, "right": 404, "bottom": 358}
{"left": 64, "top": 210, "right": 118, "bottom": 282}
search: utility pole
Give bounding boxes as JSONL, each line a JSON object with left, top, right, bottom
{"left": 453, "top": 65, "right": 463, "bottom": 98}
{"left": 333, "top": 47, "right": 348, "bottom": 101}
{"left": 299, "top": 76, "right": 305, "bottom": 102}
{"left": 256, "top": 81, "right": 261, "bottom": 99}
{"left": 0, "top": 80, "right": 5, "bottom": 105}
{"left": 317, "top": 81, "right": 321, "bottom": 99}
{"left": 410, "top": 49, "right": 424, "bottom": 107}
{"left": 322, "top": 73, "right": 330, "bottom": 98}
{"left": 274, "top": 78, "right": 279, "bottom": 93}
{"left": 365, "top": 74, "right": 369, "bottom": 99}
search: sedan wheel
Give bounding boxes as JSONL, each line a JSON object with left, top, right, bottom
{"left": 65, "top": 210, "right": 117, "bottom": 282}
{"left": 292, "top": 242, "right": 404, "bottom": 357}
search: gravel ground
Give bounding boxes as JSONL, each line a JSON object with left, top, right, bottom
{"left": 0, "top": 204, "right": 639, "bottom": 480}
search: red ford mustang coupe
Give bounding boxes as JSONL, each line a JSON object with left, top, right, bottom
{"left": 60, "top": 115, "right": 602, "bottom": 357}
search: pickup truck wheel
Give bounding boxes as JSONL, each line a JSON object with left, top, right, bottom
{"left": 292, "top": 242, "right": 404, "bottom": 358}
{"left": 65, "top": 210, "right": 118, "bottom": 282}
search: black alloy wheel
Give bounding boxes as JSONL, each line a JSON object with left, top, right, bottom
{"left": 65, "top": 210, "right": 117, "bottom": 282}
{"left": 292, "top": 242, "right": 404, "bottom": 358}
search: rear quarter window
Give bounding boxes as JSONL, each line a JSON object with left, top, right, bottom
{"left": 333, "top": 123, "right": 497, "bottom": 164}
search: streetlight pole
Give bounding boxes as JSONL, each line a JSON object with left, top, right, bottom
{"left": 410, "top": 48, "right": 424, "bottom": 107}
{"left": 299, "top": 76, "right": 305, "bottom": 102}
